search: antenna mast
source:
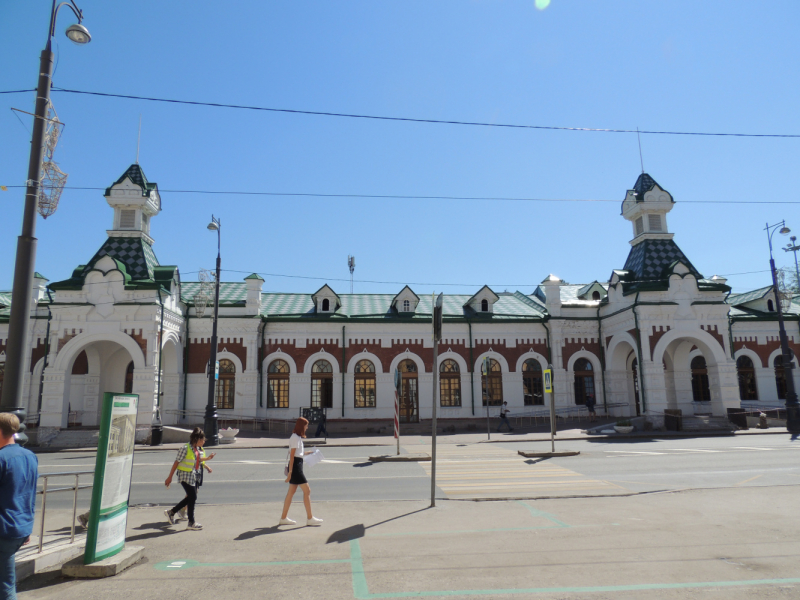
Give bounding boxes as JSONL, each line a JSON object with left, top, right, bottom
{"left": 348, "top": 255, "right": 355, "bottom": 294}
{"left": 136, "top": 114, "right": 142, "bottom": 164}
{"left": 636, "top": 126, "right": 644, "bottom": 174}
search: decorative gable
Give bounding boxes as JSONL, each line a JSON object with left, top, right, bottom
{"left": 465, "top": 285, "right": 499, "bottom": 314}
{"left": 311, "top": 284, "right": 340, "bottom": 313}
{"left": 392, "top": 286, "right": 420, "bottom": 313}
{"left": 577, "top": 281, "right": 607, "bottom": 301}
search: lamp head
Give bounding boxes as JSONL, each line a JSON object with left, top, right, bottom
{"left": 65, "top": 23, "right": 91, "bottom": 45}
{"left": 207, "top": 221, "right": 219, "bottom": 231}
{"left": 779, "top": 226, "right": 791, "bottom": 236}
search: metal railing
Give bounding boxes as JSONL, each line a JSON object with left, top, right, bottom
{"left": 509, "top": 401, "right": 630, "bottom": 427}
{"left": 163, "top": 409, "right": 294, "bottom": 434}
{"left": 36, "top": 470, "right": 93, "bottom": 553}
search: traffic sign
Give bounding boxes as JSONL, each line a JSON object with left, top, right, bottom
{"left": 543, "top": 369, "right": 553, "bottom": 393}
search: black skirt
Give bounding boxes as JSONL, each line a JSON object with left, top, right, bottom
{"left": 289, "top": 456, "right": 307, "bottom": 485}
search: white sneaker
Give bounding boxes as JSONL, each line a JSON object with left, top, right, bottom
{"left": 307, "top": 517, "right": 323, "bottom": 527}
{"left": 175, "top": 508, "right": 188, "bottom": 522}
{"left": 279, "top": 518, "right": 296, "bottom": 526}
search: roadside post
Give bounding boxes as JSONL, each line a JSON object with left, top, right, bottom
{"left": 544, "top": 366, "right": 555, "bottom": 452}
{"left": 84, "top": 392, "right": 138, "bottom": 564}
{"left": 431, "top": 292, "right": 443, "bottom": 508}
{"left": 393, "top": 368, "right": 401, "bottom": 456}
{"left": 483, "top": 357, "right": 491, "bottom": 441}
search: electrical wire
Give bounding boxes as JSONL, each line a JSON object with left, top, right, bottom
{"left": 1, "top": 184, "right": 797, "bottom": 205}
{"left": 3, "top": 87, "right": 800, "bottom": 138}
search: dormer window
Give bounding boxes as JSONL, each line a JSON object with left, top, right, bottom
{"left": 592, "top": 291, "right": 601, "bottom": 301}
{"left": 120, "top": 209, "right": 135, "bottom": 229}
{"left": 403, "top": 299, "right": 410, "bottom": 312}
{"left": 481, "top": 299, "right": 488, "bottom": 312}
{"left": 648, "top": 214, "right": 662, "bottom": 232}
{"left": 322, "top": 298, "right": 330, "bottom": 312}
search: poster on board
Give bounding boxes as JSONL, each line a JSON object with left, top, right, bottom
{"left": 84, "top": 392, "right": 138, "bottom": 564}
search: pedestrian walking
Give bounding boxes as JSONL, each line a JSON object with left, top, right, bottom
{"left": 497, "top": 402, "right": 514, "bottom": 432}
{"left": 586, "top": 393, "right": 597, "bottom": 422}
{"left": 0, "top": 413, "right": 38, "bottom": 600}
{"left": 279, "top": 417, "right": 323, "bottom": 527}
{"left": 164, "top": 427, "right": 215, "bottom": 531}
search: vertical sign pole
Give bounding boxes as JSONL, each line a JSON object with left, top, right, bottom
{"left": 430, "top": 293, "right": 443, "bottom": 508}
{"left": 545, "top": 367, "right": 556, "bottom": 453}
{"left": 483, "top": 358, "right": 491, "bottom": 441}
{"left": 394, "top": 368, "right": 401, "bottom": 456}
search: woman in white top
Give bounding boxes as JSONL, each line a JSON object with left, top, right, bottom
{"left": 279, "top": 417, "right": 323, "bottom": 526}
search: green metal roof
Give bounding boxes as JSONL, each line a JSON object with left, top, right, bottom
{"left": 727, "top": 286, "right": 772, "bottom": 306}
{"left": 182, "top": 282, "right": 248, "bottom": 305}
{"left": 104, "top": 164, "right": 158, "bottom": 196}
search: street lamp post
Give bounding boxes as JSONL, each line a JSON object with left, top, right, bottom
{"left": 204, "top": 216, "right": 222, "bottom": 446}
{"left": 784, "top": 236, "right": 800, "bottom": 293}
{"left": 765, "top": 221, "right": 799, "bottom": 433}
{"left": 0, "top": 1, "right": 90, "bottom": 444}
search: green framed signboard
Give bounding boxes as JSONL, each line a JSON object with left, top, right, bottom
{"left": 84, "top": 392, "right": 139, "bottom": 564}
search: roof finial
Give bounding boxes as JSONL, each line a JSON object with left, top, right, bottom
{"left": 636, "top": 126, "right": 644, "bottom": 174}
{"left": 136, "top": 114, "right": 142, "bottom": 164}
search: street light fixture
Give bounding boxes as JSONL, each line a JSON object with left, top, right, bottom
{"left": 204, "top": 215, "right": 222, "bottom": 446}
{"left": 765, "top": 221, "right": 799, "bottom": 433}
{"left": 0, "top": 0, "right": 90, "bottom": 444}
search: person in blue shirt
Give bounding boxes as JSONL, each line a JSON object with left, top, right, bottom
{"left": 0, "top": 413, "right": 38, "bottom": 600}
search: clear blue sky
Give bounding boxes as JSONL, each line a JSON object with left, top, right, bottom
{"left": 1, "top": 0, "right": 798, "bottom": 296}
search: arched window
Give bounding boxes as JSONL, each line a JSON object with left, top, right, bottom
{"left": 736, "top": 356, "right": 758, "bottom": 400}
{"left": 767, "top": 299, "right": 775, "bottom": 312}
{"left": 522, "top": 359, "right": 543, "bottom": 405}
{"left": 440, "top": 359, "right": 461, "bottom": 407}
{"left": 311, "top": 359, "right": 333, "bottom": 409}
{"left": 403, "top": 299, "right": 410, "bottom": 312}
{"left": 481, "top": 358, "right": 503, "bottom": 405}
{"left": 267, "top": 359, "right": 290, "bottom": 408}
{"left": 691, "top": 356, "right": 711, "bottom": 402}
{"left": 592, "top": 291, "right": 601, "bottom": 301}
{"left": 481, "top": 299, "right": 489, "bottom": 312}
{"left": 124, "top": 361, "right": 134, "bottom": 394}
{"left": 354, "top": 359, "right": 376, "bottom": 408}
{"left": 573, "top": 358, "right": 595, "bottom": 405}
{"left": 775, "top": 355, "right": 790, "bottom": 400}
{"left": 322, "top": 298, "right": 330, "bottom": 312}
{"left": 215, "top": 359, "right": 236, "bottom": 409}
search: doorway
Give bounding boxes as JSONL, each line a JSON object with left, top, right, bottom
{"left": 399, "top": 359, "right": 418, "bottom": 423}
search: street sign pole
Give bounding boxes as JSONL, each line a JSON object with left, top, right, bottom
{"left": 431, "top": 293, "right": 443, "bottom": 508}
{"left": 544, "top": 367, "right": 555, "bottom": 453}
{"left": 394, "top": 368, "right": 401, "bottom": 456}
{"left": 483, "top": 357, "right": 491, "bottom": 441}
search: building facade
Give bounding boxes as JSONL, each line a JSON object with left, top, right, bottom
{"left": 1, "top": 165, "right": 798, "bottom": 439}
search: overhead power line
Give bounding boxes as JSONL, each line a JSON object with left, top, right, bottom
{"left": 2, "top": 87, "right": 798, "bottom": 139}
{"left": 1, "top": 184, "right": 798, "bottom": 205}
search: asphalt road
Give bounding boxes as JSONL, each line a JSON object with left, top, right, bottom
{"left": 33, "top": 433, "right": 800, "bottom": 510}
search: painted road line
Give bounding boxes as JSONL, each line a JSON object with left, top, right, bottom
{"left": 729, "top": 447, "right": 774, "bottom": 451}
{"left": 735, "top": 474, "right": 764, "bottom": 486}
{"left": 604, "top": 450, "right": 665, "bottom": 455}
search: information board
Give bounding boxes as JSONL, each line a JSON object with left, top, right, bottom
{"left": 84, "top": 392, "right": 138, "bottom": 564}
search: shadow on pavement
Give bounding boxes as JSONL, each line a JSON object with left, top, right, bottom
{"left": 126, "top": 521, "right": 180, "bottom": 542}
{"left": 352, "top": 462, "right": 373, "bottom": 468}
{"left": 235, "top": 525, "right": 293, "bottom": 540}
{"left": 326, "top": 506, "right": 431, "bottom": 544}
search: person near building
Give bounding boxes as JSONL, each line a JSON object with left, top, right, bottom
{"left": 279, "top": 417, "right": 323, "bottom": 527}
{"left": 586, "top": 393, "right": 597, "bottom": 422}
{"left": 498, "top": 402, "right": 514, "bottom": 432}
{"left": 0, "top": 413, "right": 38, "bottom": 600}
{"left": 314, "top": 411, "right": 328, "bottom": 438}
{"left": 164, "top": 428, "right": 215, "bottom": 531}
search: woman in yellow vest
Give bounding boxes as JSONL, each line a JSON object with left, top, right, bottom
{"left": 164, "top": 428, "right": 215, "bottom": 530}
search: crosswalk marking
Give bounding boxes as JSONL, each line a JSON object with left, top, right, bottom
{"left": 413, "top": 444, "right": 628, "bottom": 499}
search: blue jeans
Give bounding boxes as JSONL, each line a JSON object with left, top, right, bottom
{"left": 0, "top": 536, "right": 27, "bottom": 600}
{"left": 498, "top": 415, "right": 513, "bottom": 432}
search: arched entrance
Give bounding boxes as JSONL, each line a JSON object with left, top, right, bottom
{"left": 311, "top": 359, "right": 333, "bottom": 408}
{"left": 44, "top": 332, "right": 147, "bottom": 429}
{"left": 691, "top": 355, "right": 711, "bottom": 404}
{"left": 398, "top": 359, "right": 418, "bottom": 423}
{"left": 606, "top": 334, "right": 640, "bottom": 417}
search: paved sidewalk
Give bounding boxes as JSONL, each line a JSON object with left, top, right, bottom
{"left": 18, "top": 486, "right": 800, "bottom": 600}
{"left": 31, "top": 421, "right": 791, "bottom": 454}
